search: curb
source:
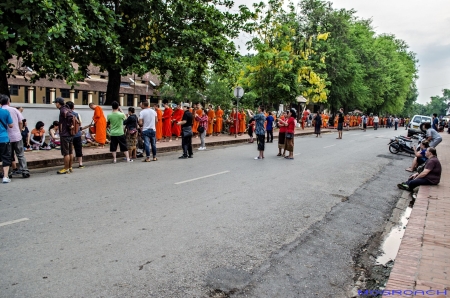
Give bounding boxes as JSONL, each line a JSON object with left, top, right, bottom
{"left": 26, "top": 130, "right": 332, "bottom": 169}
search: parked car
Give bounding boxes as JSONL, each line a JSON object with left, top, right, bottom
{"left": 407, "top": 114, "right": 431, "bottom": 137}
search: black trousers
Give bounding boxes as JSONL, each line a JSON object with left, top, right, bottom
{"left": 182, "top": 135, "right": 193, "bottom": 157}
{"left": 266, "top": 129, "right": 273, "bottom": 142}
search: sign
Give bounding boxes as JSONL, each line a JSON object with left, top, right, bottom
{"left": 233, "top": 86, "right": 244, "bottom": 98}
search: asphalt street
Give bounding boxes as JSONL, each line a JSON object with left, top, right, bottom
{"left": 0, "top": 127, "right": 413, "bottom": 298}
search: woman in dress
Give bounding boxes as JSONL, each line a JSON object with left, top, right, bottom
{"left": 314, "top": 111, "right": 323, "bottom": 137}
{"left": 284, "top": 109, "right": 296, "bottom": 159}
{"left": 124, "top": 107, "right": 138, "bottom": 159}
{"left": 277, "top": 111, "right": 288, "bottom": 156}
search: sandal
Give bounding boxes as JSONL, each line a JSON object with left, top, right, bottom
{"left": 277, "top": 153, "right": 282, "bottom": 156}
{"left": 143, "top": 158, "right": 151, "bottom": 162}
{"left": 405, "top": 168, "right": 413, "bottom": 172}
{"left": 152, "top": 157, "right": 158, "bottom": 161}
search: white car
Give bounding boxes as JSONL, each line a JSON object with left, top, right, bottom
{"left": 409, "top": 114, "right": 431, "bottom": 130}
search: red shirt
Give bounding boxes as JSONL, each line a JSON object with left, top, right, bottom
{"left": 287, "top": 117, "right": 296, "bottom": 133}
{"left": 279, "top": 117, "right": 287, "bottom": 133}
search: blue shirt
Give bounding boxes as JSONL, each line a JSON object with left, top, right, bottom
{"left": 254, "top": 113, "right": 265, "bottom": 135}
{"left": 0, "top": 108, "right": 13, "bottom": 143}
{"left": 266, "top": 115, "right": 274, "bottom": 130}
{"left": 432, "top": 118, "right": 438, "bottom": 131}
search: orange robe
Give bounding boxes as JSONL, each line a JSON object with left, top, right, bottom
{"left": 171, "top": 108, "right": 183, "bottom": 137}
{"left": 194, "top": 109, "right": 202, "bottom": 134}
{"left": 229, "top": 112, "right": 236, "bottom": 134}
{"left": 162, "top": 107, "right": 173, "bottom": 137}
{"left": 322, "top": 114, "right": 329, "bottom": 128}
{"left": 192, "top": 108, "right": 198, "bottom": 133}
{"left": 155, "top": 108, "right": 163, "bottom": 140}
{"left": 240, "top": 112, "right": 246, "bottom": 133}
{"left": 334, "top": 115, "right": 338, "bottom": 128}
{"left": 93, "top": 106, "right": 107, "bottom": 145}
{"left": 207, "top": 109, "right": 215, "bottom": 135}
{"left": 357, "top": 116, "right": 362, "bottom": 125}
{"left": 214, "top": 109, "right": 223, "bottom": 133}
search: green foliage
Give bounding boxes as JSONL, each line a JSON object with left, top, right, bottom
{"left": 0, "top": 0, "right": 118, "bottom": 95}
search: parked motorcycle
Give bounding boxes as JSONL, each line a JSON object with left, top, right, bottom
{"left": 388, "top": 134, "right": 422, "bottom": 155}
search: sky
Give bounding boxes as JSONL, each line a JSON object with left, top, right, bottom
{"left": 234, "top": 0, "right": 450, "bottom": 104}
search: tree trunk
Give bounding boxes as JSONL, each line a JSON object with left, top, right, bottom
{"left": 0, "top": 41, "right": 11, "bottom": 98}
{"left": 105, "top": 67, "right": 121, "bottom": 105}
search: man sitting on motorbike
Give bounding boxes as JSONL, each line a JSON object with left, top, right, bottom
{"left": 405, "top": 140, "right": 429, "bottom": 172}
{"left": 398, "top": 147, "right": 442, "bottom": 191}
{"left": 424, "top": 122, "right": 442, "bottom": 147}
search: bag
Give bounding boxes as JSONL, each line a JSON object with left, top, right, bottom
{"left": 69, "top": 112, "right": 80, "bottom": 136}
{"left": 198, "top": 126, "right": 205, "bottom": 134}
{"left": 286, "top": 133, "right": 294, "bottom": 139}
{"left": 417, "top": 163, "right": 425, "bottom": 174}
{"left": 182, "top": 126, "right": 193, "bottom": 137}
{"left": 89, "top": 120, "right": 96, "bottom": 134}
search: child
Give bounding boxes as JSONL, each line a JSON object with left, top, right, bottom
{"left": 247, "top": 117, "right": 255, "bottom": 143}
{"left": 30, "top": 121, "right": 50, "bottom": 150}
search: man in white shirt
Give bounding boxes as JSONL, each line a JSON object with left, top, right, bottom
{"left": 139, "top": 101, "right": 158, "bottom": 162}
{"left": 373, "top": 115, "right": 379, "bottom": 130}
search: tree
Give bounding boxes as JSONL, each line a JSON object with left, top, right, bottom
{"left": 424, "top": 89, "right": 450, "bottom": 116}
{"left": 0, "top": 0, "right": 118, "bottom": 97}
{"left": 82, "top": 0, "right": 253, "bottom": 105}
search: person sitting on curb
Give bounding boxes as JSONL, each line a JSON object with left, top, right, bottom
{"left": 405, "top": 140, "right": 429, "bottom": 172}
{"left": 398, "top": 147, "right": 442, "bottom": 191}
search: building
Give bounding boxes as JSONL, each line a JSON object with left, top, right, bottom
{"left": 7, "top": 58, "right": 161, "bottom": 106}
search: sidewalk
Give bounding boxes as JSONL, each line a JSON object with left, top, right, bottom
{"left": 22, "top": 127, "right": 337, "bottom": 169}
{"left": 383, "top": 133, "right": 450, "bottom": 297}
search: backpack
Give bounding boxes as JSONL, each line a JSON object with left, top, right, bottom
{"left": 70, "top": 112, "right": 81, "bottom": 136}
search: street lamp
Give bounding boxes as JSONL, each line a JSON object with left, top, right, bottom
{"left": 234, "top": 87, "right": 244, "bottom": 138}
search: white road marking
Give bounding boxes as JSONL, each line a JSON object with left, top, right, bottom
{"left": 294, "top": 153, "right": 301, "bottom": 156}
{"left": 324, "top": 144, "right": 336, "bottom": 148}
{"left": 175, "top": 171, "right": 230, "bottom": 185}
{"left": 0, "top": 218, "right": 29, "bottom": 227}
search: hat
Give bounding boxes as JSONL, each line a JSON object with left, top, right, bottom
{"left": 183, "top": 103, "right": 190, "bottom": 108}
{"left": 53, "top": 97, "right": 65, "bottom": 105}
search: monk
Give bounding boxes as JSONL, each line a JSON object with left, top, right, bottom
{"left": 162, "top": 102, "right": 173, "bottom": 142}
{"left": 153, "top": 104, "right": 163, "bottom": 142}
{"left": 214, "top": 106, "right": 223, "bottom": 135}
{"left": 229, "top": 108, "right": 236, "bottom": 135}
{"left": 207, "top": 105, "right": 215, "bottom": 136}
{"left": 357, "top": 115, "right": 362, "bottom": 127}
{"left": 89, "top": 103, "right": 107, "bottom": 148}
{"left": 171, "top": 104, "right": 183, "bottom": 140}
{"left": 240, "top": 109, "right": 246, "bottom": 134}
{"left": 334, "top": 114, "right": 338, "bottom": 128}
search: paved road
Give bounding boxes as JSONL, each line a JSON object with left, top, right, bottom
{"left": 0, "top": 128, "right": 412, "bottom": 297}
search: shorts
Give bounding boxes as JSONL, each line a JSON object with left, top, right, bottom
{"left": 0, "top": 142, "right": 12, "bottom": 167}
{"left": 73, "top": 136, "right": 83, "bottom": 158}
{"left": 60, "top": 136, "right": 73, "bottom": 156}
{"left": 337, "top": 123, "right": 343, "bottom": 131}
{"left": 363, "top": 123, "right": 367, "bottom": 129}
{"left": 110, "top": 135, "right": 128, "bottom": 152}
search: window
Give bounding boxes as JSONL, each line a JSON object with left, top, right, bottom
{"left": 412, "top": 116, "right": 421, "bottom": 123}
{"left": 74, "top": 90, "right": 78, "bottom": 99}
{"left": 60, "top": 89, "right": 70, "bottom": 98}
{"left": 127, "top": 94, "right": 134, "bottom": 106}
{"left": 120, "top": 82, "right": 130, "bottom": 87}
{"left": 140, "top": 95, "right": 147, "bottom": 103}
{"left": 10, "top": 85, "right": 19, "bottom": 96}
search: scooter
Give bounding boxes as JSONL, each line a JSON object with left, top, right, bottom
{"left": 388, "top": 135, "right": 420, "bottom": 155}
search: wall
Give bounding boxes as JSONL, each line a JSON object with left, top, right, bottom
{"left": 14, "top": 104, "right": 142, "bottom": 134}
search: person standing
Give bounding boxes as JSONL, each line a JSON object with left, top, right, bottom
{"left": 373, "top": 114, "right": 379, "bottom": 130}
{"left": 240, "top": 109, "right": 246, "bottom": 135}
{"left": 214, "top": 106, "right": 223, "bottom": 136}
{"left": 0, "top": 98, "right": 14, "bottom": 183}
{"left": 394, "top": 116, "right": 399, "bottom": 130}
{"left": 153, "top": 104, "right": 163, "bottom": 143}
{"left": 67, "top": 101, "right": 85, "bottom": 169}
{"left": 314, "top": 112, "right": 322, "bottom": 137}
{"left": 89, "top": 103, "right": 107, "bottom": 148}
{"left": 0, "top": 94, "right": 30, "bottom": 178}
{"left": 171, "top": 104, "right": 183, "bottom": 140}
{"left": 247, "top": 116, "right": 255, "bottom": 143}
{"left": 248, "top": 106, "right": 265, "bottom": 160}
{"left": 284, "top": 109, "right": 296, "bottom": 159}
{"left": 336, "top": 108, "right": 344, "bottom": 139}
{"left": 124, "top": 106, "right": 139, "bottom": 160}
{"left": 266, "top": 111, "right": 274, "bottom": 143}
{"left": 162, "top": 102, "right": 173, "bottom": 142}
{"left": 54, "top": 97, "right": 74, "bottom": 174}
{"left": 277, "top": 111, "right": 287, "bottom": 156}
{"left": 207, "top": 105, "right": 215, "bottom": 136}
{"left": 432, "top": 113, "right": 439, "bottom": 131}
{"left": 139, "top": 101, "right": 157, "bottom": 162}
{"left": 362, "top": 114, "right": 367, "bottom": 132}
{"left": 177, "top": 103, "right": 193, "bottom": 159}
{"left": 107, "top": 101, "right": 133, "bottom": 163}
{"left": 195, "top": 109, "right": 208, "bottom": 150}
